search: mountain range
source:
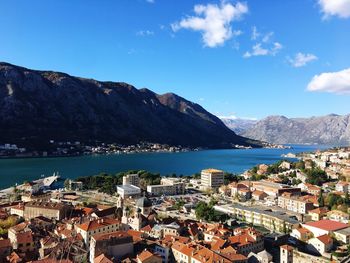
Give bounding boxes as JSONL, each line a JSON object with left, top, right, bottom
{"left": 221, "top": 115, "right": 350, "bottom": 145}
{"left": 0, "top": 62, "right": 260, "bottom": 150}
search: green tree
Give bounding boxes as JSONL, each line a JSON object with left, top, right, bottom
{"left": 318, "top": 189, "right": 325, "bottom": 207}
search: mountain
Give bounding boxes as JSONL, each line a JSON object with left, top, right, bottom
{"left": 241, "top": 114, "right": 350, "bottom": 145}
{"left": 220, "top": 117, "right": 257, "bottom": 134}
{"left": 0, "top": 62, "right": 261, "bottom": 150}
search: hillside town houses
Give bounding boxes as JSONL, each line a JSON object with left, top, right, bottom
{"left": 0, "top": 147, "right": 350, "bottom": 262}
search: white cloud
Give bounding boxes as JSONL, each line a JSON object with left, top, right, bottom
{"left": 288, "top": 52, "right": 318, "bottom": 67}
{"left": 146, "top": 0, "right": 155, "bottom": 3}
{"left": 307, "top": 68, "right": 350, "bottom": 94}
{"left": 243, "top": 42, "right": 282, "bottom": 58}
{"left": 171, "top": 1, "right": 248, "bottom": 47}
{"left": 262, "top": 32, "right": 274, "bottom": 43}
{"left": 318, "top": 0, "right": 350, "bottom": 18}
{"left": 136, "top": 30, "right": 154, "bottom": 36}
{"left": 251, "top": 26, "right": 260, "bottom": 40}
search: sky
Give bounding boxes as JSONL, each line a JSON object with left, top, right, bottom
{"left": 0, "top": 0, "right": 349, "bottom": 120}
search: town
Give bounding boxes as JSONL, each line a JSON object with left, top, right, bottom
{"left": 0, "top": 147, "right": 350, "bottom": 263}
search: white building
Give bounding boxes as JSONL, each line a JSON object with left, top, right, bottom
{"left": 117, "top": 185, "right": 141, "bottom": 199}
{"left": 200, "top": 169, "right": 224, "bottom": 190}
{"left": 123, "top": 174, "right": 140, "bottom": 186}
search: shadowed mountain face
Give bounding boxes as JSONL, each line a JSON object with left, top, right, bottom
{"left": 242, "top": 115, "right": 350, "bottom": 145}
{"left": 0, "top": 62, "right": 261, "bottom": 149}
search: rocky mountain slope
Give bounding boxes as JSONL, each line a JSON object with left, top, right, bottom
{"left": 241, "top": 114, "right": 350, "bottom": 145}
{"left": 0, "top": 62, "right": 261, "bottom": 149}
{"left": 220, "top": 117, "right": 257, "bottom": 134}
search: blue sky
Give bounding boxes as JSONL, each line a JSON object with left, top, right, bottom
{"left": 0, "top": 0, "right": 349, "bottom": 119}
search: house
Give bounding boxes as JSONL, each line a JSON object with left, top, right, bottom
{"left": 334, "top": 227, "right": 350, "bottom": 244}
{"left": 75, "top": 217, "right": 121, "bottom": 247}
{"left": 252, "top": 190, "right": 267, "bottom": 201}
{"left": 137, "top": 249, "right": 162, "bottom": 263}
{"left": 280, "top": 245, "right": 293, "bottom": 263}
{"left": 327, "top": 210, "right": 349, "bottom": 223}
{"left": 228, "top": 228, "right": 264, "bottom": 256}
{"left": 89, "top": 231, "right": 133, "bottom": 263}
{"left": 307, "top": 207, "right": 328, "bottom": 221}
{"left": 279, "top": 161, "right": 291, "bottom": 170}
{"left": 290, "top": 227, "right": 312, "bottom": 242}
{"left": 307, "top": 234, "right": 333, "bottom": 255}
{"left": 335, "top": 181, "right": 349, "bottom": 193}
{"left": 302, "top": 219, "right": 348, "bottom": 237}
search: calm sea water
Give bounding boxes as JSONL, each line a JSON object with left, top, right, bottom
{"left": 0, "top": 144, "right": 330, "bottom": 188}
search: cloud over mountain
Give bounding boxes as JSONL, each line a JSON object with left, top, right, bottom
{"left": 171, "top": 1, "right": 248, "bottom": 47}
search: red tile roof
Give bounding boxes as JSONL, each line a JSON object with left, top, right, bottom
{"left": 94, "top": 253, "right": 113, "bottom": 263}
{"left": 317, "top": 234, "right": 333, "bottom": 245}
{"left": 76, "top": 217, "right": 119, "bottom": 232}
{"left": 305, "top": 220, "right": 348, "bottom": 231}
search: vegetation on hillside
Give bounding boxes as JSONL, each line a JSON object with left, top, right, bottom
{"left": 75, "top": 170, "right": 161, "bottom": 195}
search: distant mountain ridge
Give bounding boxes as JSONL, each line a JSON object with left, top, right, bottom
{"left": 220, "top": 117, "right": 258, "bottom": 134}
{"left": 240, "top": 114, "right": 350, "bottom": 145}
{"left": 0, "top": 62, "right": 261, "bottom": 149}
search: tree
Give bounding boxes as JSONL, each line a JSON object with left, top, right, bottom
{"left": 64, "top": 179, "right": 70, "bottom": 190}
{"left": 318, "top": 189, "right": 325, "bottom": 207}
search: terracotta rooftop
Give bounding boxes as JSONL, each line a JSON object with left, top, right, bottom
{"left": 317, "top": 234, "right": 333, "bottom": 245}
{"left": 0, "top": 239, "right": 11, "bottom": 248}
{"left": 16, "top": 231, "right": 33, "bottom": 244}
{"left": 94, "top": 253, "right": 113, "bottom": 263}
{"left": 280, "top": 245, "right": 293, "bottom": 251}
{"left": 76, "top": 217, "right": 120, "bottom": 232}
{"left": 93, "top": 231, "right": 132, "bottom": 242}
{"left": 308, "top": 207, "right": 328, "bottom": 215}
{"left": 138, "top": 250, "right": 161, "bottom": 262}
{"left": 305, "top": 220, "right": 348, "bottom": 231}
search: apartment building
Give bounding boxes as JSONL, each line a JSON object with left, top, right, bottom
{"left": 200, "top": 169, "right": 224, "bottom": 190}
{"left": 123, "top": 174, "right": 140, "bottom": 187}
{"left": 277, "top": 193, "right": 314, "bottom": 214}
{"left": 117, "top": 184, "right": 141, "bottom": 199}
{"left": 214, "top": 204, "right": 300, "bottom": 233}
{"left": 147, "top": 182, "right": 185, "bottom": 196}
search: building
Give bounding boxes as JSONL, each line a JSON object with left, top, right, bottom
{"left": 137, "top": 249, "right": 162, "bottom": 263}
{"left": 24, "top": 201, "right": 68, "bottom": 220}
{"left": 335, "top": 181, "right": 349, "bottom": 193}
{"left": 307, "top": 234, "right": 333, "bottom": 255}
{"left": 290, "top": 227, "right": 312, "bottom": 242}
{"left": 117, "top": 185, "right": 141, "bottom": 199}
{"left": 334, "top": 227, "right": 350, "bottom": 244}
{"left": 214, "top": 204, "right": 299, "bottom": 233}
{"left": 89, "top": 231, "right": 133, "bottom": 263}
{"left": 147, "top": 183, "right": 185, "bottom": 196}
{"left": 277, "top": 193, "right": 314, "bottom": 214}
{"left": 201, "top": 169, "right": 224, "bottom": 190}
{"left": 302, "top": 219, "right": 348, "bottom": 237}
{"left": 75, "top": 217, "right": 121, "bottom": 247}
{"left": 280, "top": 245, "right": 293, "bottom": 263}
{"left": 327, "top": 210, "right": 349, "bottom": 223}
{"left": 228, "top": 228, "right": 264, "bottom": 256}
{"left": 308, "top": 207, "right": 328, "bottom": 221}
{"left": 123, "top": 174, "right": 140, "bottom": 186}
{"left": 252, "top": 181, "right": 301, "bottom": 197}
